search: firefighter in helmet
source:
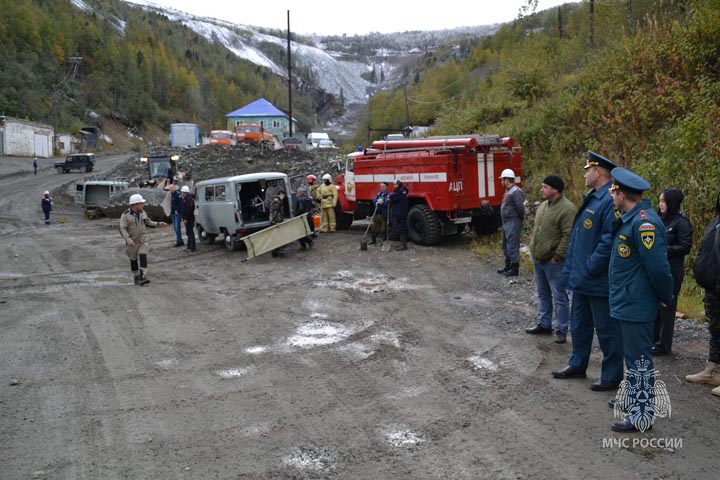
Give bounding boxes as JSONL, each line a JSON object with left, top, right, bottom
{"left": 119, "top": 194, "right": 168, "bottom": 285}
{"left": 307, "top": 174, "right": 319, "bottom": 204}
{"left": 317, "top": 173, "right": 338, "bottom": 232}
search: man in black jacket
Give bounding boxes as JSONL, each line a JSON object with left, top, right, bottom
{"left": 390, "top": 180, "right": 409, "bottom": 251}
{"left": 293, "top": 187, "right": 314, "bottom": 251}
{"left": 180, "top": 186, "right": 196, "bottom": 253}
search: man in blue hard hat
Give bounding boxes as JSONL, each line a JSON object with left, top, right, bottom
{"left": 552, "top": 152, "right": 624, "bottom": 394}
{"left": 607, "top": 167, "right": 674, "bottom": 433}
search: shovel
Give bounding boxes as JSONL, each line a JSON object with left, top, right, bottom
{"left": 381, "top": 203, "right": 392, "bottom": 252}
{"left": 360, "top": 203, "right": 380, "bottom": 251}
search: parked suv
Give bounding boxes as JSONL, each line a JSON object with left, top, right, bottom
{"left": 55, "top": 153, "right": 95, "bottom": 173}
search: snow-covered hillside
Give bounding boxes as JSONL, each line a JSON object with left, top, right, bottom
{"left": 107, "top": 1, "right": 499, "bottom": 106}
{"left": 121, "top": 0, "right": 373, "bottom": 104}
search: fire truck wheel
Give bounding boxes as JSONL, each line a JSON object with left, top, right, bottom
{"left": 334, "top": 204, "right": 353, "bottom": 230}
{"left": 407, "top": 204, "right": 442, "bottom": 246}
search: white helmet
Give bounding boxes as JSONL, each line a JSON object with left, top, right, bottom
{"left": 180, "top": 185, "right": 190, "bottom": 193}
{"left": 129, "top": 194, "right": 146, "bottom": 205}
{"left": 500, "top": 169, "right": 516, "bottom": 180}
{"left": 43, "top": 190, "right": 50, "bottom": 195}
{"left": 322, "top": 173, "right": 332, "bottom": 181}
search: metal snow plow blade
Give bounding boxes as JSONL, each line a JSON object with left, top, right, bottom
{"left": 241, "top": 214, "right": 312, "bottom": 260}
{"left": 98, "top": 188, "right": 171, "bottom": 220}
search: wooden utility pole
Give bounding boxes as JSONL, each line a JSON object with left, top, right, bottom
{"left": 287, "top": 10, "right": 293, "bottom": 137}
{"left": 558, "top": 6, "right": 563, "bottom": 38}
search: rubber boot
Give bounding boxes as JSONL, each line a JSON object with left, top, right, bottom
{"left": 497, "top": 259, "right": 510, "bottom": 274}
{"left": 395, "top": 234, "right": 408, "bottom": 251}
{"left": 369, "top": 234, "right": 377, "bottom": 245}
{"left": 685, "top": 361, "right": 720, "bottom": 385}
{"left": 504, "top": 262, "right": 520, "bottom": 277}
{"left": 134, "top": 270, "right": 150, "bottom": 286}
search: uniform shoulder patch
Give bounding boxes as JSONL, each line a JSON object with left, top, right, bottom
{"left": 639, "top": 222, "right": 656, "bottom": 232}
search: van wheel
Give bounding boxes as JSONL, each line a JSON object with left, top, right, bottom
{"left": 224, "top": 233, "right": 241, "bottom": 251}
{"left": 56, "top": 167, "right": 64, "bottom": 174}
{"left": 82, "top": 166, "right": 88, "bottom": 173}
{"left": 334, "top": 204, "right": 353, "bottom": 230}
{"left": 198, "top": 226, "right": 216, "bottom": 245}
{"left": 407, "top": 204, "right": 442, "bottom": 246}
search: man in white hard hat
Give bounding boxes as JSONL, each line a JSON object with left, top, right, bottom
{"left": 119, "top": 193, "right": 167, "bottom": 285}
{"left": 41, "top": 190, "right": 53, "bottom": 224}
{"left": 497, "top": 168, "right": 525, "bottom": 277}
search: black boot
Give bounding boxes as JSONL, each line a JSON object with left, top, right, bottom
{"left": 497, "top": 259, "right": 511, "bottom": 274}
{"left": 134, "top": 271, "right": 150, "bottom": 286}
{"left": 395, "top": 234, "right": 408, "bottom": 251}
{"left": 369, "top": 234, "right": 377, "bottom": 245}
{"left": 504, "top": 262, "right": 519, "bottom": 277}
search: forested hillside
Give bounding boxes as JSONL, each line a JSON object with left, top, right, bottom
{"left": 0, "top": 0, "right": 314, "bottom": 135}
{"left": 361, "top": 0, "right": 719, "bottom": 233}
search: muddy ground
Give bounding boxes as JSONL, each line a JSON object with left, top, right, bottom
{"left": 1, "top": 154, "right": 718, "bottom": 480}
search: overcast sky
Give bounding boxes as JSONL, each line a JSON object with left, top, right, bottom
{"left": 125, "top": 0, "right": 572, "bottom": 36}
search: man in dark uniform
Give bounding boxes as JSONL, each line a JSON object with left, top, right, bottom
{"left": 608, "top": 167, "right": 674, "bottom": 432}
{"left": 552, "top": 152, "right": 624, "bottom": 393}
{"left": 390, "top": 180, "right": 409, "bottom": 251}
{"left": 370, "top": 182, "right": 391, "bottom": 245}
{"left": 169, "top": 184, "right": 184, "bottom": 247}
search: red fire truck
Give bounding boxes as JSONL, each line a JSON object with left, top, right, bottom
{"left": 333, "top": 135, "right": 523, "bottom": 245}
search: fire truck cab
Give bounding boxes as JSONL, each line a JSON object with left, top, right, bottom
{"left": 334, "top": 135, "right": 523, "bottom": 246}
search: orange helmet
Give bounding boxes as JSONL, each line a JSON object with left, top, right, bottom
{"left": 307, "top": 174, "right": 316, "bottom": 183}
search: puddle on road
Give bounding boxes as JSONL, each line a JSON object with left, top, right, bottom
{"left": 245, "top": 346, "right": 268, "bottom": 355}
{"left": 380, "top": 425, "right": 426, "bottom": 448}
{"left": 154, "top": 358, "right": 178, "bottom": 370}
{"left": 468, "top": 355, "right": 499, "bottom": 372}
{"left": 338, "top": 330, "right": 402, "bottom": 360}
{"left": 385, "top": 385, "right": 427, "bottom": 400}
{"left": 283, "top": 446, "right": 336, "bottom": 472}
{"left": 216, "top": 367, "right": 252, "bottom": 379}
{"left": 286, "top": 321, "right": 352, "bottom": 348}
{"left": 315, "top": 270, "right": 423, "bottom": 293}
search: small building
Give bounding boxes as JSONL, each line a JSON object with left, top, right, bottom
{"left": 225, "top": 98, "right": 297, "bottom": 140}
{"left": 0, "top": 116, "right": 54, "bottom": 158}
{"left": 55, "top": 133, "right": 82, "bottom": 155}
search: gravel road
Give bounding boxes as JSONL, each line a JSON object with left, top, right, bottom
{"left": 1, "top": 154, "right": 718, "bottom": 479}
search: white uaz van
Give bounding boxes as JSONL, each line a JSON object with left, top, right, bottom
{"left": 195, "top": 172, "right": 308, "bottom": 250}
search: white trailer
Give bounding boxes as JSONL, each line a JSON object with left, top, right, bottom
{"left": 170, "top": 123, "right": 200, "bottom": 148}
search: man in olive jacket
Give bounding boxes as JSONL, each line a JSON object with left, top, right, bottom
{"left": 526, "top": 175, "right": 576, "bottom": 343}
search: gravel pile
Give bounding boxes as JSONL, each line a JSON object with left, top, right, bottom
{"left": 111, "top": 143, "right": 344, "bottom": 184}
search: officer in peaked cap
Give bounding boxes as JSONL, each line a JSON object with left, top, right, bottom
{"left": 607, "top": 167, "right": 674, "bottom": 433}
{"left": 552, "top": 151, "right": 624, "bottom": 398}
{"left": 585, "top": 151, "right": 618, "bottom": 172}
{"left": 610, "top": 167, "right": 650, "bottom": 194}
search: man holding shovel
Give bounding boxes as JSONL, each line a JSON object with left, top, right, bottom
{"left": 370, "top": 182, "right": 391, "bottom": 245}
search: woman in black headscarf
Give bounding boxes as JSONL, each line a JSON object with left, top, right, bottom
{"left": 653, "top": 188, "right": 693, "bottom": 355}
